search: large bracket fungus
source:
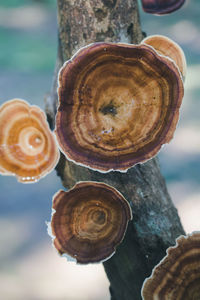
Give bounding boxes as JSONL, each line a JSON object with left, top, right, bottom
{"left": 141, "top": 0, "right": 185, "bottom": 15}
{"left": 142, "top": 35, "right": 187, "bottom": 81}
{"left": 55, "top": 42, "right": 184, "bottom": 172}
{"left": 0, "top": 99, "right": 59, "bottom": 183}
{"left": 50, "top": 181, "right": 132, "bottom": 264}
{"left": 141, "top": 232, "right": 200, "bottom": 300}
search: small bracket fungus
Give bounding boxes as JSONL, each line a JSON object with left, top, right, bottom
{"left": 50, "top": 181, "right": 132, "bottom": 264}
{"left": 0, "top": 99, "right": 59, "bottom": 183}
{"left": 142, "top": 35, "right": 187, "bottom": 81}
{"left": 141, "top": 232, "right": 200, "bottom": 300}
{"left": 141, "top": 0, "right": 185, "bottom": 15}
{"left": 55, "top": 42, "right": 184, "bottom": 172}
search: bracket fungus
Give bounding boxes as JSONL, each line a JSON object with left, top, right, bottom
{"left": 142, "top": 232, "right": 200, "bottom": 300}
{"left": 142, "top": 35, "right": 186, "bottom": 81}
{"left": 56, "top": 42, "right": 184, "bottom": 172}
{"left": 141, "top": 0, "right": 185, "bottom": 15}
{"left": 0, "top": 99, "right": 59, "bottom": 183}
{"left": 50, "top": 181, "right": 132, "bottom": 264}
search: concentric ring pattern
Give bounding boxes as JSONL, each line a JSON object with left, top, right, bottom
{"left": 142, "top": 232, "right": 200, "bottom": 300}
{"left": 0, "top": 99, "right": 59, "bottom": 183}
{"left": 51, "top": 181, "right": 132, "bottom": 264}
{"left": 56, "top": 42, "right": 184, "bottom": 172}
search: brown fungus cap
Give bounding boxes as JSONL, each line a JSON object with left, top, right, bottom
{"left": 0, "top": 99, "right": 59, "bottom": 183}
{"left": 142, "top": 35, "right": 187, "bottom": 81}
{"left": 56, "top": 42, "right": 184, "bottom": 172}
{"left": 141, "top": 0, "right": 185, "bottom": 15}
{"left": 142, "top": 232, "right": 200, "bottom": 300}
{"left": 50, "top": 181, "right": 132, "bottom": 264}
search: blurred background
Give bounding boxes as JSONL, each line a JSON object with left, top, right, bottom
{"left": 0, "top": 0, "right": 199, "bottom": 299}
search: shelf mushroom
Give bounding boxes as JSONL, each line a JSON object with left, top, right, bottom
{"left": 141, "top": 35, "right": 186, "bottom": 81}
{"left": 141, "top": 232, "right": 200, "bottom": 300}
{"left": 141, "top": 0, "right": 185, "bottom": 15}
{"left": 0, "top": 99, "right": 59, "bottom": 183}
{"left": 55, "top": 42, "right": 184, "bottom": 172}
{"left": 50, "top": 181, "right": 132, "bottom": 264}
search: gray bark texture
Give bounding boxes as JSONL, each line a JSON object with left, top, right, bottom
{"left": 46, "top": 0, "right": 185, "bottom": 299}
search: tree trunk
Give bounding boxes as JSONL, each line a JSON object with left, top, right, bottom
{"left": 46, "top": 1, "right": 185, "bottom": 299}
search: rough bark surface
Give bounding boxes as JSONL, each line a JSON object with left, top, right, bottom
{"left": 46, "top": 1, "right": 185, "bottom": 299}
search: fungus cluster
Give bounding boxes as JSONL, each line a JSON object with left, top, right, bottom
{"left": 0, "top": 35, "right": 186, "bottom": 271}
{"left": 141, "top": 0, "right": 185, "bottom": 15}
{"left": 0, "top": 99, "right": 59, "bottom": 183}
{"left": 1, "top": 1, "right": 195, "bottom": 298}
{"left": 50, "top": 181, "right": 132, "bottom": 264}
{"left": 142, "top": 232, "right": 200, "bottom": 299}
{"left": 55, "top": 42, "right": 184, "bottom": 173}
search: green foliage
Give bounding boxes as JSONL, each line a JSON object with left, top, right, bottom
{"left": 0, "top": 0, "right": 28, "bottom": 8}
{"left": 0, "top": 29, "right": 56, "bottom": 72}
{"left": 0, "top": 0, "right": 56, "bottom": 8}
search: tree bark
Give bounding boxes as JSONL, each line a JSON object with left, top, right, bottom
{"left": 46, "top": 1, "right": 185, "bottom": 299}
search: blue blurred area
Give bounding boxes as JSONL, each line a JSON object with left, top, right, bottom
{"left": 0, "top": 0, "right": 63, "bottom": 275}
{"left": 0, "top": 174, "right": 62, "bottom": 264}
{"left": 0, "top": 0, "right": 199, "bottom": 299}
{"left": 0, "top": 0, "right": 60, "bottom": 216}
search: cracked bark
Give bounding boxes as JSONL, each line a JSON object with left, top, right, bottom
{"left": 46, "top": 0, "right": 185, "bottom": 299}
